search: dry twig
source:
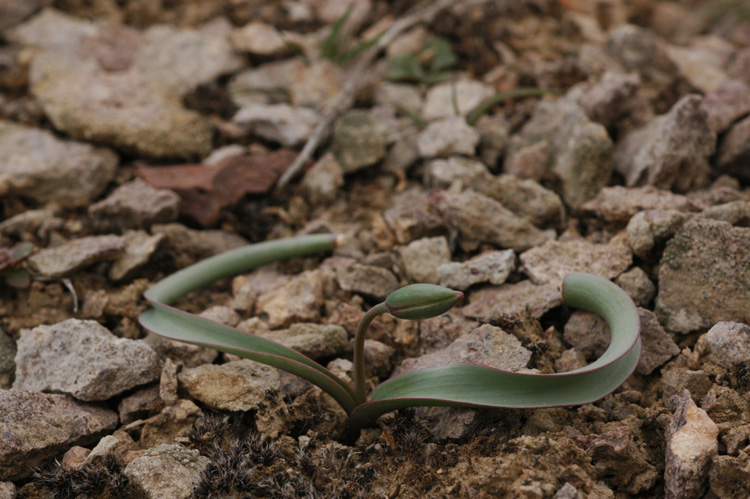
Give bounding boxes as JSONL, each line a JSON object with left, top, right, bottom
{"left": 276, "top": 0, "right": 466, "bottom": 188}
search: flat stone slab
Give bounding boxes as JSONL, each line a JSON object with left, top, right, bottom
{"left": 14, "top": 319, "right": 161, "bottom": 400}
{"left": 656, "top": 217, "right": 750, "bottom": 333}
{"left": 27, "top": 234, "right": 125, "bottom": 279}
{"left": 0, "top": 120, "right": 117, "bottom": 207}
{"left": 0, "top": 389, "right": 118, "bottom": 480}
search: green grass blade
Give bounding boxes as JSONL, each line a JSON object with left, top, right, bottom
{"left": 139, "top": 234, "right": 357, "bottom": 414}
{"left": 347, "top": 273, "right": 641, "bottom": 429}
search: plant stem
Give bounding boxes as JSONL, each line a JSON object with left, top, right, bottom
{"left": 353, "top": 302, "right": 389, "bottom": 405}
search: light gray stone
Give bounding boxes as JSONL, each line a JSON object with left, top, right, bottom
{"left": 437, "top": 189, "right": 553, "bottom": 252}
{"left": 399, "top": 236, "right": 451, "bottom": 285}
{"left": 0, "top": 481, "right": 15, "bottom": 498}
{"left": 331, "top": 109, "right": 391, "bottom": 173}
{"left": 656, "top": 218, "right": 750, "bottom": 333}
{"left": 109, "top": 231, "right": 166, "bottom": 281}
{"left": 228, "top": 58, "right": 306, "bottom": 108}
{"left": 260, "top": 323, "right": 348, "bottom": 360}
{"left": 233, "top": 103, "right": 319, "bottom": 147}
{"left": 417, "top": 116, "right": 479, "bottom": 158}
{"left": 375, "top": 82, "right": 423, "bottom": 115}
{"left": 520, "top": 235, "right": 632, "bottom": 287}
{"left": 481, "top": 174, "right": 565, "bottom": 229}
{"left": 230, "top": 21, "right": 287, "bottom": 56}
{"left": 133, "top": 19, "right": 243, "bottom": 96}
{"left": 335, "top": 263, "right": 398, "bottom": 301}
{"left": 438, "top": 250, "right": 515, "bottom": 291}
{"left": 0, "top": 389, "right": 118, "bottom": 480}
{"left": 289, "top": 60, "right": 346, "bottom": 109}
{"left": 626, "top": 209, "right": 690, "bottom": 259}
{"left": 89, "top": 179, "right": 180, "bottom": 232}
{"left": 615, "top": 267, "right": 656, "bottom": 307}
{"left": 582, "top": 185, "right": 697, "bottom": 224}
{"left": 614, "top": 95, "right": 715, "bottom": 192}
{"left": 178, "top": 360, "right": 280, "bottom": 412}
{"left": 301, "top": 152, "right": 345, "bottom": 205}
{"left": 665, "top": 391, "right": 718, "bottom": 499}
{"left": 421, "top": 78, "right": 494, "bottom": 121}
{"left": 124, "top": 444, "right": 210, "bottom": 499}
{"left": 14, "top": 319, "right": 161, "bottom": 401}
{"left": 425, "top": 156, "right": 489, "bottom": 188}
{"left": 462, "top": 280, "right": 562, "bottom": 321}
{"left": 255, "top": 270, "right": 325, "bottom": 328}
{"left": 705, "top": 322, "right": 750, "bottom": 368}
{"left": 0, "top": 120, "right": 117, "bottom": 207}
{"left": 27, "top": 234, "right": 125, "bottom": 279}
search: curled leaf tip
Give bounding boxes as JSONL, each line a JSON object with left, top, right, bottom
{"left": 385, "top": 283, "right": 463, "bottom": 320}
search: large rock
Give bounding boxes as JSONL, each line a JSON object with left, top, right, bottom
{"left": 506, "top": 98, "right": 613, "bottom": 208}
{"left": 520, "top": 235, "right": 632, "bottom": 287}
{"left": 655, "top": 218, "right": 750, "bottom": 333}
{"left": 665, "top": 391, "right": 718, "bottom": 499}
{"left": 462, "top": 280, "right": 562, "bottom": 322}
{"left": 0, "top": 389, "right": 118, "bottom": 480}
{"left": 132, "top": 19, "right": 243, "bottom": 96}
{"left": 259, "top": 323, "right": 348, "bottom": 360}
{"left": 581, "top": 185, "right": 697, "bottom": 224}
{"left": 27, "top": 235, "right": 125, "bottom": 279}
{"left": 399, "top": 236, "right": 451, "bottom": 285}
{"left": 436, "top": 190, "right": 552, "bottom": 252}
{"left": 705, "top": 322, "right": 750, "bottom": 368}
{"left": 0, "top": 120, "right": 117, "bottom": 207}
{"left": 331, "top": 109, "right": 391, "bottom": 173}
{"left": 88, "top": 179, "right": 180, "bottom": 232}
{"left": 614, "top": 95, "right": 716, "bottom": 192}
{"left": 417, "top": 116, "right": 480, "bottom": 158}
{"left": 421, "top": 78, "right": 494, "bottom": 120}
{"left": 124, "top": 444, "right": 210, "bottom": 499}
{"left": 178, "top": 360, "right": 281, "bottom": 412}
{"left": 392, "top": 324, "right": 532, "bottom": 377}
{"left": 481, "top": 175, "right": 565, "bottom": 229}
{"left": 32, "top": 60, "right": 213, "bottom": 159}
{"left": 438, "top": 250, "right": 516, "bottom": 291}
{"left": 255, "top": 270, "right": 325, "bottom": 328}
{"left": 14, "top": 319, "right": 161, "bottom": 401}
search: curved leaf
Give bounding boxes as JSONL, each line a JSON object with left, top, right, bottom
{"left": 139, "top": 234, "right": 357, "bottom": 414}
{"left": 347, "top": 273, "right": 641, "bottom": 429}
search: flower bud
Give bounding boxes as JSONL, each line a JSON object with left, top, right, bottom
{"left": 385, "top": 284, "right": 463, "bottom": 320}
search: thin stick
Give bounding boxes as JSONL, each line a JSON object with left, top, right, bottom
{"left": 276, "top": 0, "right": 462, "bottom": 188}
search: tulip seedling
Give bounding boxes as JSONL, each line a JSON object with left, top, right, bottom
{"left": 139, "top": 234, "right": 641, "bottom": 433}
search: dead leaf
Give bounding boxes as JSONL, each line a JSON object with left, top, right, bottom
{"left": 138, "top": 149, "right": 298, "bottom": 226}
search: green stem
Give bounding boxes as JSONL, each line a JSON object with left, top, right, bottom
{"left": 353, "top": 302, "right": 389, "bottom": 405}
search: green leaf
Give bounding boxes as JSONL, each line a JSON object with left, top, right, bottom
{"left": 346, "top": 273, "right": 641, "bottom": 430}
{"left": 428, "top": 38, "right": 457, "bottom": 73}
{"left": 321, "top": 6, "right": 352, "bottom": 62}
{"left": 386, "top": 54, "right": 426, "bottom": 82}
{"left": 10, "top": 242, "right": 33, "bottom": 262}
{"left": 4, "top": 268, "right": 30, "bottom": 288}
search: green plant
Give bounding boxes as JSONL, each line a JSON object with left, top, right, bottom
{"left": 320, "top": 7, "right": 380, "bottom": 66}
{"left": 385, "top": 37, "right": 458, "bottom": 85}
{"left": 139, "top": 234, "right": 641, "bottom": 433}
{"left": 0, "top": 242, "right": 33, "bottom": 288}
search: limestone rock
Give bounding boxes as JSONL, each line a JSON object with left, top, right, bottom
{"left": 233, "top": 103, "right": 319, "bottom": 147}
{"left": 178, "top": 360, "right": 281, "bottom": 412}
{"left": 614, "top": 95, "right": 715, "bottom": 192}
{"left": 417, "top": 116, "right": 480, "bottom": 158}
{"left": 0, "top": 120, "right": 117, "bottom": 207}
{"left": 399, "top": 236, "right": 451, "bottom": 285}
{"left": 383, "top": 186, "right": 443, "bottom": 244}
{"left": 425, "top": 156, "right": 489, "bottom": 189}
{"left": 14, "top": 319, "right": 161, "bottom": 401}
{"left": 656, "top": 218, "right": 750, "bottom": 333}
{"left": 374, "top": 82, "right": 423, "bottom": 115}
{"left": 230, "top": 21, "right": 287, "bottom": 56}
{"left": 124, "top": 444, "right": 210, "bottom": 499}
{"left": 392, "top": 324, "right": 532, "bottom": 377}
{"left": 335, "top": 263, "right": 398, "bottom": 301}
{"left": 109, "top": 231, "right": 166, "bottom": 281}
{"left": 27, "top": 234, "right": 125, "bottom": 279}
{"left": 133, "top": 19, "right": 243, "bottom": 96}
{"left": 581, "top": 185, "right": 697, "bottom": 224}
{"left": 0, "top": 389, "right": 118, "bottom": 480}
{"left": 438, "top": 250, "right": 516, "bottom": 291}
{"left": 481, "top": 174, "right": 565, "bottom": 229}
{"left": 255, "top": 270, "right": 325, "bottom": 328}
{"left": 462, "top": 280, "right": 562, "bottom": 322}
{"left": 301, "top": 152, "right": 345, "bottom": 205}
{"left": 520, "top": 235, "right": 632, "bottom": 287}
{"left": 665, "top": 390, "right": 718, "bottom": 499}
{"left": 615, "top": 267, "right": 656, "bottom": 307}
{"left": 705, "top": 322, "right": 750, "bottom": 368}
{"left": 88, "top": 178, "right": 180, "bottom": 232}
{"left": 626, "top": 209, "right": 690, "bottom": 259}
{"left": 331, "top": 109, "right": 391, "bottom": 173}
{"left": 437, "top": 189, "right": 552, "bottom": 252}
{"left": 260, "top": 323, "right": 348, "bottom": 360}
{"left": 421, "top": 78, "right": 494, "bottom": 121}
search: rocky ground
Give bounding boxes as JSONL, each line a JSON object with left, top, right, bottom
{"left": 1, "top": 0, "right": 750, "bottom": 497}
